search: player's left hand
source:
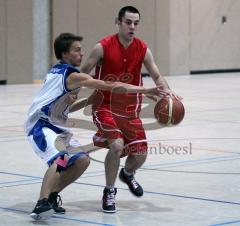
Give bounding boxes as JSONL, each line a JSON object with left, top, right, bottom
{"left": 162, "top": 88, "right": 183, "bottom": 100}
{"left": 145, "top": 86, "right": 182, "bottom": 101}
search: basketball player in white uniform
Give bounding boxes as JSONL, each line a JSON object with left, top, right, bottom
{"left": 25, "top": 32, "right": 164, "bottom": 220}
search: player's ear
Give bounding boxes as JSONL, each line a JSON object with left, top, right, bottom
{"left": 62, "top": 51, "right": 68, "bottom": 59}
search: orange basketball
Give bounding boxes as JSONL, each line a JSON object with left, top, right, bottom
{"left": 154, "top": 96, "right": 185, "bottom": 126}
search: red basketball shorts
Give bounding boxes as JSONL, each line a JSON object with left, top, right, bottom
{"left": 92, "top": 110, "right": 148, "bottom": 157}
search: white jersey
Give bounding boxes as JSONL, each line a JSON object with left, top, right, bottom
{"left": 25, "top": 62, "right": 80, "bottom": 134}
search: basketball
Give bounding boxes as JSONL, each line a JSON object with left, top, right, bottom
{"left": 154, "top": 96, "right": 185, "bottom": 126}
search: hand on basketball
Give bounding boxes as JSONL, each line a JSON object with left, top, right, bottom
{"left": 163, "top": 89, "right": 183, "bottom": 101}
{"left": 144, "top": 87, "right": 182, "bottom": 102}
{"left": 145, "top": 86, "right": 167, "bottom": 100}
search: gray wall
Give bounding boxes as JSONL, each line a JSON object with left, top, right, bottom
{"left": 0, "top": 0, "right": 7, "bottom": 82}
{"left": 33, "top": 0, "right": 51, "bottom": 81}
{"left": 0, "top": 0, "right": 33, "bottom": 84}
{"left": 190, "top": 0, "right": 240, "bottom": 71}
{"left": 52, "top": 0, "right": 170, "bottom": 74}
{"left": 0, "top": 0, "right": 240, "bottom": 84}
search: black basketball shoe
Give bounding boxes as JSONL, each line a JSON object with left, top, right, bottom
{"left": 30, "top": 198, "right": 54, "bottom": 220}
{"left": 119, "top": 168, "right": 143, "bottom": 197}
{"left": 102, "top": 187, "right": 117, "bottom": 213}
{"left": 48, "top": 192, "right": 66, "bottom": 214}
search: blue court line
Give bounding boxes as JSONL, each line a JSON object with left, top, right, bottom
{"left": 0, "top": 206, "right": 114, "bottom": 226}
{"left": 0, "top": 172, "right": 104, "bottom": 187}
{"left": 71, "top": 180, "right": 240, "bottom": 206}
{"left": 0, "top": 174, "right": 105, "bottom": 188}
{"left": 209, "top": 220, "right": 240, "bottom": 226}
{"left": 0, "top": 178, "right": 39, "bottom": 185}
{"left": 1, "top": 171, "right": 240, "bottom": 207}
{"left": 0, "top": 181, "right": 41, "bottom": 188}
{"left": 0, "top": 171, "right": 41, "bottom": 179}
{"left": 144, "top": 154, "right": 240, "bottom": 169}
{"left": 1, "top": 154, "right": 240, "bottom": 183}
{"left": 0, "top": 170, "right": 105, "bottom": 178}
{"left": 1, "top": 154, "right": 240, "bottom": 206}
{"left": 72, "top": 181, "right": 240, "bottom": 206}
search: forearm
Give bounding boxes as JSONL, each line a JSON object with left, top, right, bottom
{"left": 112, "top": 82, "right": 147, "bottom": 93}
{"left": 69, "top": 92, "right": 95, "bottom": 113}
{"left": 68, "top": 73, "right": 148, "bottom": 94}
{"left": 153, "top": 75, "right": 170, "bottom": 90}
{"left": 144, "top": 48, "right": 170, "bottom": 90}
{"left": 94, "top": 80, "right": 147, "bottom": 94}
{"left": 69, "top": 99, "right": 88, "bottom": 113}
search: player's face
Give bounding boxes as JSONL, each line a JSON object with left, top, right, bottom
{"left": 118, "top": 12, "right": 140, "bottom": 41}
{"left": 64, "top": 41, "right": 84, "bottom": 67}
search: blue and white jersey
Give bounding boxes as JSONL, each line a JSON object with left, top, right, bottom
{"left": 25, "top": 62, "right": 80, "bottom": 134}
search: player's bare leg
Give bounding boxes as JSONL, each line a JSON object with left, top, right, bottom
{"left": 30, "top": 163, "right": 58, "bottom": 220}
{"left": 39, "top": 163, "right": 59, "bottom": 200}
{"left": 102, "top": 138, "right": 124, "bottom": 213}
{"left": 53, "top": 155, "right": 90, "bottom": 192}
{"left": 105, "top": 138, "right": 124, "bottom": 186}
{"left": 48, "top": 154, "right": 90, "bottom": 214}
{"left": 124, "top": 154, "right": 147, "bottom": 173}
{"left": 31, "top": 154, "right": 90, "bottom": 219}
{"left": 119, "top": 153, "right": 146, "bottom": 197}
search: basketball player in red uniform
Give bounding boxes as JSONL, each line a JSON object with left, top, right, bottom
{"left": 81, "top": 6, "right": 180, "bottom": 213}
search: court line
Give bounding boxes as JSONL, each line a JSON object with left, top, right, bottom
{"left": 0, "top": 154, "right": 239, "bottom": 180}
{"left": 0, "top": 170, "right": 106, "bottom": 178}
{"left": 0, "top": 181, "right": 41, "bottom": 188}
{"left": 209, "top": 220, "right": 240, "bottom": 226}
{"left": 0, "top": 171, "right": 105, "bottom": 187}
{"left": 0, "top": 206, "right": 114, "bottom": 226}
{"left": 144, "top": 154, "right": 240, "bottom": 168}
{"left": 1, "top": 171, "right": 240, "bottom": 207}
{"left": 140, "top": 168, "right": 240, "bottom": 175}
{"left": 0, "top": 178, "right": 39, "bottom": 185}
{"left": 0, "top": 171, "right": 41, "bottom": 179}
{"left": 1, "top": 154, "right": 240, "bottom": 185}
{"left": 71, "top": 181, "right": 240, "bottom": 206}
{"left": 0, "top": 173, "right": 105, "bottom": 188}
{"left": 90, "top": 154, "right": 240, "bottom": 170}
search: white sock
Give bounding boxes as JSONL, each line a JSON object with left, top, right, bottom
{"left": 106, "top": 186, "right": 114, "bottom": 190}
{"left": 123, "top": 168, "right": 133, "bottom": 176}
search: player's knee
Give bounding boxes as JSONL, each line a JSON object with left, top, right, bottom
{"left": 134, "top": 153, "right": 147, "bottom": 162}
{"left": 79, "top": 154, "right": 90, "bottom": 167}
{"left": 72, "top": 153, "right": 90, "bottom": 170}
{"left": 109, "top": 139, "right": 124, "bottom": 156}
{"left": 110, "top": 146, "right": 123, "bottom": 156}
{"left": 110, "top": 144, "right": 123, "bottom": 156}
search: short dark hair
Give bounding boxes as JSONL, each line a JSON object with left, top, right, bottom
{"left": 54, "top": 33, "right": 83, "bottom": 60}
{"left": 118, "top": 6, "right": 140, "bottom": 21}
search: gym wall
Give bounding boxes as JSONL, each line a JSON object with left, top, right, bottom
{"left": 0, "top": 0, "right": 239, "bottom": 84}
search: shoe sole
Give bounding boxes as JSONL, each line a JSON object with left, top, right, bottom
{"left": 54, "top": 211, "right": 65, "bottom": 214}
{"left": 102, "top": 208, "right": 116, "bottom": 213}
{"left": 30, "top": 209, "right": 54, "bottom": 220}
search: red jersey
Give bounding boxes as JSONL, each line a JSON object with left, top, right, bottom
{"left": 92, "top": 34, "right": 147, "bottom": 118}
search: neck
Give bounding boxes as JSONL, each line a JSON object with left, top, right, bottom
{"left": 61, "top": 59, "right": 69, "bottom": 64}
{"left": 118, "top": 34, "right": 133, "bottom": 48}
